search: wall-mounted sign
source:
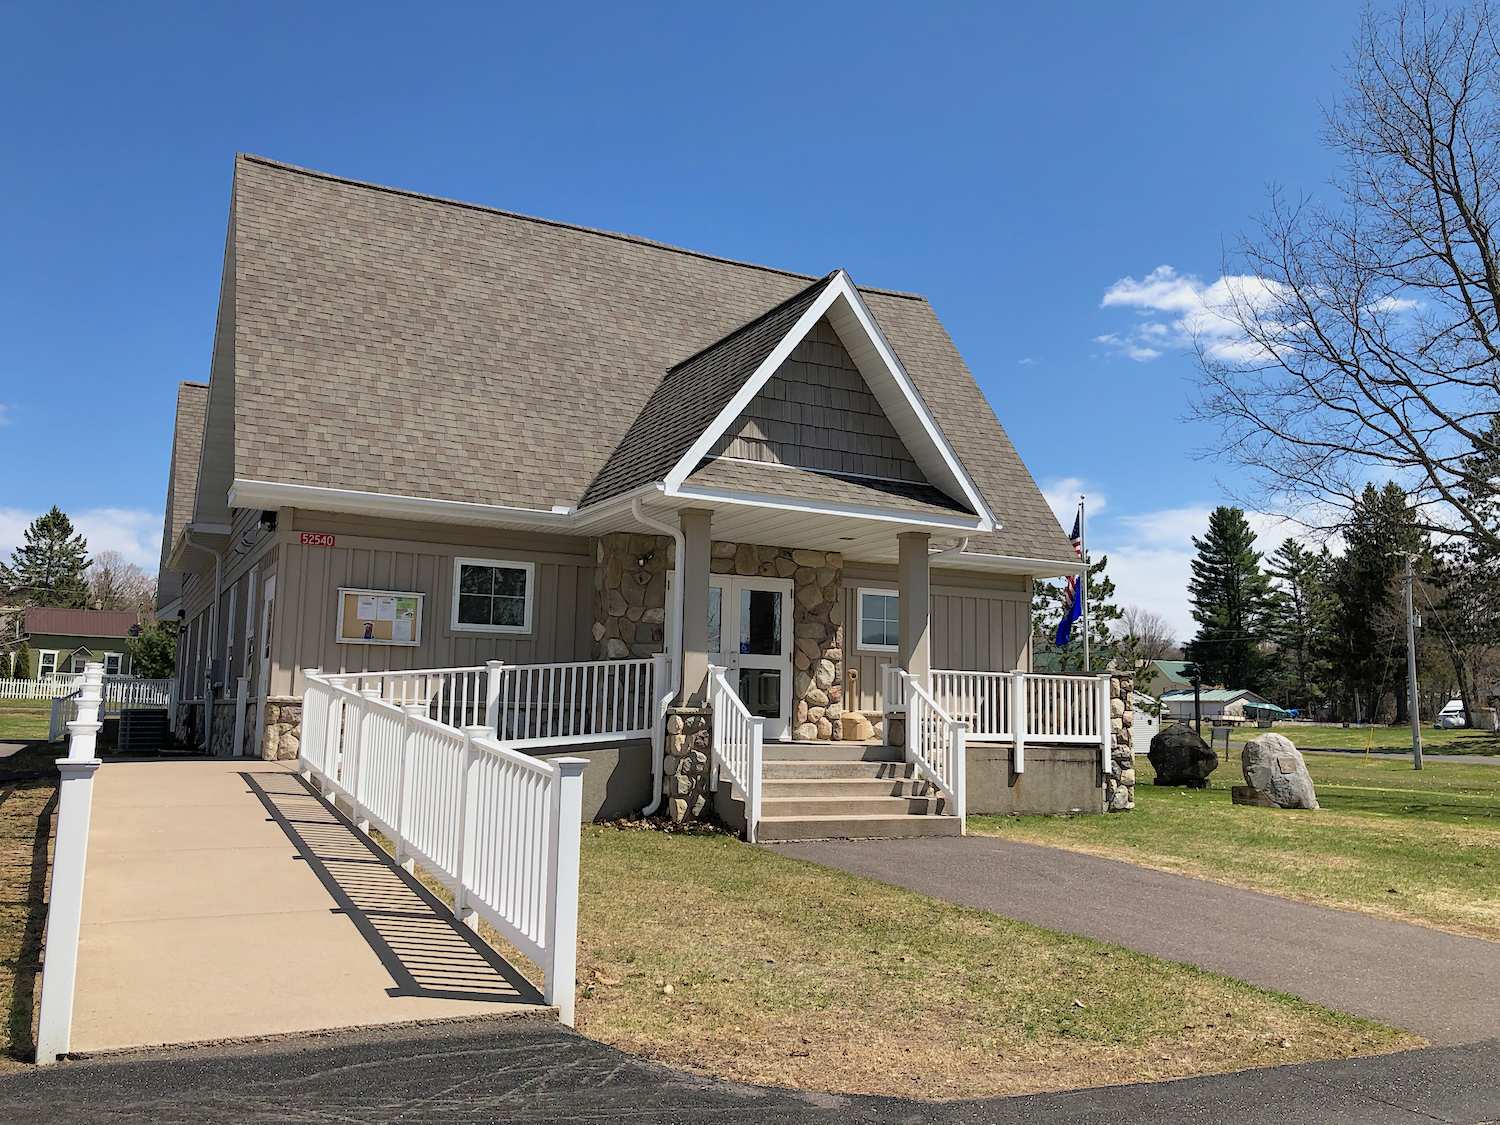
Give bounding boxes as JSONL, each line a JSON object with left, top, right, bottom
{"left": 302, "top": 532, "right": 336, "bottom": 547}
{"left": 336, "top": 587, "right": 423, "bottom": 646}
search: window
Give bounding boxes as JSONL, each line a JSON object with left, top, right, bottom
{"left": 71, "top": 654, "right": 89, "bottom": 674}
{"left": 452, "top": 557, "right": 534, "bottom": 633}
{"left": 857, "top": 588, "right": 900, "bottom": 651}
{"left": 38, "top": 651, "right": 58, "bottom": 677}
{"left": 105, "top": 653, "right": 122, "bottom": 676}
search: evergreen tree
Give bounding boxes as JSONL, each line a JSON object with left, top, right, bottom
{"left": 1327, "top": 482, "right": 1423, "bottom": 722}
{"left": 12, "top": 643, "right": 30, "bottom": 681}
{"left": 0, "top": 650, "right": 10, "bottom": 679}
{"left": 1265, "top": 539, "right": 1335, "bottom": 712}
{"left": 1183, "top": 506, "right": 1275, "bottom": 691}
{"left": 1032, "top": 554, "right": 1124, "bottom": 672}
{"left": 126, "top": 620, "right": 178, "bottom": 680}
{"left": 0, "top": 507, "right": 90, "bottom": 608}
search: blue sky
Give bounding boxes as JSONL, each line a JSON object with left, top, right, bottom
{"left": 0, "top": 1, "right": 1369, "bottom": 636}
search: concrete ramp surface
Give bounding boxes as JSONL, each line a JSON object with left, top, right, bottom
{"left": 71, "top": 759, "right": 547, "bottom": 1053}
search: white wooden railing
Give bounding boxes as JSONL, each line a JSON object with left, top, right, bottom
{"left": 884, "top": 666, "right": 1114, "bottom": 775}
{"left": 707, "top": 664, "right": 764, "bottom": 843}
{"left": 48, "top": 678, "right": 174, "bottom": 741}
{"left": 341, "top": 658, "right": 660, "bottom": 750}
{"left": 890, "top": 669, "right": 966, "bottom": 829}
{"left": 491, "top": 658, "right": 658, "bottom": 746}
{"left": 35, "top": 663, "right": 106, "bottom": 1063}
{"left": 1, "top": 675, "right": 85, "bottom": 701}
{"left": 300, "top": 671, "right": 588, "bottom": 1025}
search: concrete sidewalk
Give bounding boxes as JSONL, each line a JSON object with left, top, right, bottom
{"left": 71, "top": 758, "right": 547, "bottom": 1053}
{"left": 770, "top": 835, "right": 1500, "bottom": 1046}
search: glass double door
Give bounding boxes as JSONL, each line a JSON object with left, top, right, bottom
{"left": 708, "top": 576, "right": 794, "bottom": 741}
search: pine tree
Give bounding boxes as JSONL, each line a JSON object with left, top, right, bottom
{"left": 1265, "top": 539, "right": 1335, "bottom": 712}
{"left": 0, "top": 650, "right": 10, "bottom": 679}
{"left": 1183, "top": 507, "right": 1275, "bottom": 691}
{"left": 12, "top": 643, "right": 30, "bottom": 681}
{"left": 0, "top": 507, "right": 91, "bottom": 608}
{"left": 1032, "top": 553, "right": 1125, "bottom": 672}
{"left": 1328, "top": 482, "right": 1423, "bottom": 722}
{"left": 125, "top": 620, "right": 178, "bottom": 680}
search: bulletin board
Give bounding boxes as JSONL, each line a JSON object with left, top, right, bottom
{"left": 336, "top": 588, "right": 424, "bottom": 646}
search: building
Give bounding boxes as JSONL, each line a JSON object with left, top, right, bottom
{"left": 20, "top": 607, "right": 140, "bottom": 678}
{"left": 1159, "top": 687, "right": 1289, "bottom": 724}
{"left": 1141, "top": 659, "right": 1195, "bottom": 698}
{"left": 156, "top": 155, "right": 1112, "bottom": 827}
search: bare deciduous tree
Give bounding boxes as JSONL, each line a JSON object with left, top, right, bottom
{"left": 1193, "top": 1, "right": 1500, "bottom": 551}
{"left": 1117, "top": 605, "right": 1180, "bottom": 663}
{"left": 88, "top": 550, "right": 156, "bottom": 615}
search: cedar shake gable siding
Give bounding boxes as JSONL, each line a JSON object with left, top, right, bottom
{"left": 221, "top": 156, "right": 1075, "bottom": 566}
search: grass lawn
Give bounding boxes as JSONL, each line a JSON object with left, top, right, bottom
{"left": 0, "top": 777, "right": 56, "bottom": 1071}
{"left": 973, "top": 751, "right": 1500, "bottom": 942}
{"left": 0, "top": 702, "right": 51, "bottom": 745}
{"left": 1217, "top": 723, "right": 1497, "bottom": 755}
{"left": 379, "top": 823, "right": 1416, "bottom": 1099}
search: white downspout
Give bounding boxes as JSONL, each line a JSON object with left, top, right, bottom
{"left": 928, "top": 536, "right": 971, "bottom": 565}
{"left": 631, "top": 496, "right": 685, "bottom": 818}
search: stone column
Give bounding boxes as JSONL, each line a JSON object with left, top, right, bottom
{"left": 897, "top": 531, "right": 931, "bottom": 688}
{"left": 679, "top": 508, "right": 713, "bottom": 706}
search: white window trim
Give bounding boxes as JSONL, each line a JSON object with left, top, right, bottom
{"left": 856, "top": 588, "right": 900, "bottom": 653}
{"left": 37, "top": 650, "right": 59, "bottom": 676}
{"left": 451, "top": 557, "right": 536, "bottom": 634}
{"left": 104, "top": 652, "right": 123, "bottom": 676}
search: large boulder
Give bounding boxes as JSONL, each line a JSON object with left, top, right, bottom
{"left": 1148, "top": 723, "right": 1218, "bottom": 787}
{"left": 1238, "top": 733, "right": 1319, "bottom": 810}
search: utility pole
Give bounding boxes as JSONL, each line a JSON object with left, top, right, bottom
{"left": 1403, "top": 555, "right": 1424, "bottom": 771}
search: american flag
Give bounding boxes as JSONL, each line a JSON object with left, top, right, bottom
{"left": 1055, "top": 508, "right": 1084, "bottom": 646}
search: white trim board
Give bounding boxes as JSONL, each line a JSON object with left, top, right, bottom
{"left": 660, "top": 271, "right": 998, "bottom": 532}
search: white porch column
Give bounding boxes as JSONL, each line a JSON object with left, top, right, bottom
{"left": 898, "top": 531, "right": 931, "bottom": 689}
{"left": 678, "top": 508, "right": 713, "bottom": 707}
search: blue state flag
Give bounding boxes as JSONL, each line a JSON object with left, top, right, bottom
{"left": 1054, "top": 510, "right": 1084, "bottom": 645}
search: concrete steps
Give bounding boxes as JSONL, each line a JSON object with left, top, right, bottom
{"left": 717, "top": 742, "right": 960, "bottom": 841}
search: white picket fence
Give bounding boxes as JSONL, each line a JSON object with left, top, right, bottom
{"left": 0, "top": 676, "right": 85, "bottom": 701}
{"left": 300, "top": 671, "right": 587, "bottom": 1024}
{"left": 890, "top": 669, "right": 967, "bottom": 827}
{"left": 707, "top": 664, "right": 764, "bottom": 843}
{"left": 883, "top": 666, "right": 1114, "bottom": 775}
{"left": 48, "top": 678, "right": 173, "bottom": 741}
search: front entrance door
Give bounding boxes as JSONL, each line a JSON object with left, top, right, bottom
{"left": 708, "top": 576, "right": 794, "bottom": 741}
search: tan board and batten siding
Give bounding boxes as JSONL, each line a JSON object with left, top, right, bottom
{"left": 841, "top": 564, "right": 1032, "bottom": 714}
{"left": 265, "top": 512, "right": 594, "bottom": 697}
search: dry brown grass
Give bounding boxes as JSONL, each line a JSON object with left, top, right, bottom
{"left": 381, "top": 822, "right": 1420, "bottom": 1100}
{"left": 0, "top": 779, "right": 56, "bottom": 1072}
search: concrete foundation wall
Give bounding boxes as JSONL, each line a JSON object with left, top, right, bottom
{"left": 966, "top": 742, "right": 1103, "bottom": 816}
{"left": 541, "top": 739, "right": 652, "bottom": 822}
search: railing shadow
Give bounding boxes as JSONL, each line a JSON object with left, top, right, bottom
{"left": 4, "top": 779, "right": 58, "bottom": 1063}
{"left": 240, "top": 771, "right": 542, "bottom": 1006}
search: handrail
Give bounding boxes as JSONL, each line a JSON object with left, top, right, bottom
{"left": 892, "top": 669, "right": 966, "bottom": 831}
{"left": 707, "top": 664, "right": 763, "bottom": 843}
{"left": 300, "top": 670, "right": 587, "bottom": 1025}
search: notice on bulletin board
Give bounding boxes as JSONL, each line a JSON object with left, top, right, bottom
{"left": 337, "top": 588, "right": 423, "bottom": 646}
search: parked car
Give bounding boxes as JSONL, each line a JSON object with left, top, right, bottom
{"left": 1434, "top": 699, "right": 1468, "bottom": 729}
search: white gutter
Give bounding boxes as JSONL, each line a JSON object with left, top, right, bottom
{"left": 928, "top": 536, "right": 970, "bottom": 563}
{"left": 630, "top": 497, "right": 685, "bottom": 818}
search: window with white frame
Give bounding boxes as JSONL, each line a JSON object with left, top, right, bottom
{"left": 70, "top": 653, "right": 90, "bottom": 674}
{"left": 857, "top": 588, "right": 900, "bottom": 651}
{"left": 38, "top": 651, "right": 58, "bottom": 677}
{"left": 105, "top": 653, "right": 122, "bottom": 676}
{"left": 452, "top": 557, "right": 534, "bottom": 632}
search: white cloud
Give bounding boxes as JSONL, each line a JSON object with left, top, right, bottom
{"left": 0, "top": 507, "right": 164, "bottom": 573}
{"left": 1096, "top": 265, "right": 1285, "bottom": 364}
{"left": 0, "top": 405, "right": 10, "bottom": 425}
{"left": 1039, "top": 478, "right": 1105, "bottom": 530}
{"left": 1017, "top": 357, "right": 1039, "bottom": 365}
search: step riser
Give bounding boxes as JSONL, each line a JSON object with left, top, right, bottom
{"left": 760, "top": 779, "right": 936, "bottom": 798}
{"left": 760, "top": 745, "right": 903, "bottom": 763}
{"left": 762, "top": 798, "right": 946, "bottom": 817}
{"left": 762, "top": 762, "right": 913, "bottom": 780}
{"left": 756, "top": 816, "right": 963, "bottom": 842}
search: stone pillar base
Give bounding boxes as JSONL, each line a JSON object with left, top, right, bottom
{"left": 663, "top": 706, "right": 712, "bottom": 823}
{"left": 261, "top": 698, "right": 303, "bottom": 761}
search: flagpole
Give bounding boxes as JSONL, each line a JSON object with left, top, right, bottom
{"left": 1080, "top": 495, "right": 1090, "bottom": 673}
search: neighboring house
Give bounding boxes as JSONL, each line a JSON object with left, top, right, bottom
{"left": 21, "top": 607, "right": 140, "bottom": 678}
{"left": 157, "top": 155, "right": 1092, "bottom": 824}
{"left": 1141, "top": 659, "right": 1195, "bottom": 698}
{"left": 1159, "top": 687, "right": 1289, "bottom": 723}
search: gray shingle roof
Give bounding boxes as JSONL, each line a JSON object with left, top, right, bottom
{"left": 685, "top": 458, "right": 971, "bottom": 518}
{"left": 225, "top": 155, "right": 1075, "bottom": 565}
{"left": 156, "top": 381, "right": 209, "bottom": 609}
